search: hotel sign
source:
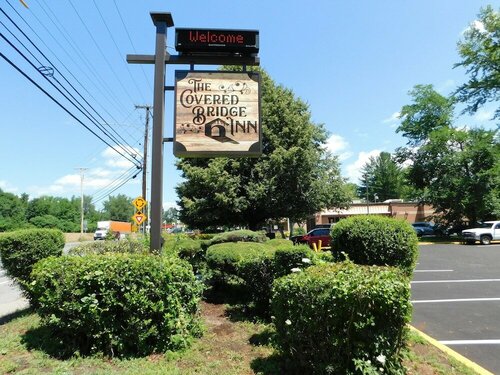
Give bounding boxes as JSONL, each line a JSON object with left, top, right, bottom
{"left": 173, "top": 71, "right": 261, "bottom": 157}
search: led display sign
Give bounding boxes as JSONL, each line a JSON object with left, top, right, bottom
{"left": 175, "top": 28, "right": 259, "bottom": 55}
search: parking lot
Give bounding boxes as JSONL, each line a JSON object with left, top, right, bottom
{"left": 412, "top": 242, "right": 500, "bottom": 374}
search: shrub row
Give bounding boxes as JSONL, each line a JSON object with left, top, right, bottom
{"left": 68, "top": 238, "right": 148, "bottom": 256}
{"left": 272, "top": 262, "right": 412, "bottom": 374}
{"left": 0, "top": 228, "right": 64, "bottom": 294}
{"left": 29, "top": 253, "right": 202, "bottom": 357}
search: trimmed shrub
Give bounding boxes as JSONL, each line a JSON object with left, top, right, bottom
{"left": 206, "top": 242, "right": 272, "bottom": 277}
{"left": 68, "top": 239, "right": 148, "bottom": 256}
{"left": 272, "top": 262, "right": 411, "bottom": 374}
{"left": 273, "top": 244, "right": 315, "bottom": 277}
{"left": 331, "top": 215, "right": 418, "bottom": 276}
{"left": 173, "top": 238, "right": 206, "bottom": 274}
{"left": 0, "top": 228, "right": 64, "bottom": 287}
{"left": 265, "top": 238, "right": 294, "bottom": 248}
{"left": 208, "top": 229, "right": 268, "bottom": 246}
{"left": 29, "top": 253, "right": 202, "bottom": 357}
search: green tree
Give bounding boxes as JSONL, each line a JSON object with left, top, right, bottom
{"left": 176, "top": 67, "right": 352, "bottom": 230}
{"left": 163, "top": 207, "right": 179, "bottom": 224}
{"left": 396, "top": 85, "right": 500, "bottom": 224}
{"left": 102, "top": 194, "right": 133, "bottom": 222}
{"left": 0, "top": 189, "right": 27, "bottom": 231}
{"left": 357, "top": 152, "right": 405, "bottom": 202}
{"left": 454, "top": 6, "right": 500, "bottom": 120}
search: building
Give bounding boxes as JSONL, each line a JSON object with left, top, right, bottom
{"left": 310, "top": 201, "right": 434, "bottom": 228}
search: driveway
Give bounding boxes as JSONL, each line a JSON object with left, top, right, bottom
{"left": 412, "top": 242, "right": 500, "bottom": 374}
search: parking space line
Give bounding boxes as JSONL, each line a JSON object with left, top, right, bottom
{"left": 414, "top": 269, "right": 453, "bottom": 273}
{"left": 440, "top": 340, "right": 500, "bottom": 345}
{"left": 413, "top": 297, "right": 500, "bottom": 303}
{"left": 412, "top": 278, "right": 500, "bottom": 284}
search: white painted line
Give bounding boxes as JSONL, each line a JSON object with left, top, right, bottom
{"left": 414, "top": 269, "right": 453, "bottom": 273}
{"left": 412, "top": 278, "right": 500, "bottom": 284}
{"left": 440, "top": 340, "right": 500, "bottom": 345}
{"left": 412, "top": 297, "right": 500, "bottom": 304}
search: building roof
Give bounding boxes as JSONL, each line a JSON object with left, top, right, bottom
{"left": 322, "top": 204, "right": 390, "bottom": 216}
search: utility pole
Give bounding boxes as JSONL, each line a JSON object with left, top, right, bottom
{"left": 135, "top": 105, "right": 152, "bottom": 201}
{"left": 76, "top": 167, "right": 89, "bottom": 235}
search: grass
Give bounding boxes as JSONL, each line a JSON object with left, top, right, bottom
{"left": 0, "top": 297, "right": 481, "bottom": 375}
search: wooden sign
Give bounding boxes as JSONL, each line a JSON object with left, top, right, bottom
{"left": 173, "top": 71, "right": 261, "bottom": 157}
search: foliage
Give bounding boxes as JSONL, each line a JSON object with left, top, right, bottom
{"left": 102, "top": 194, "right": 134, "bottom": 222}
{"left": 273, "top": 244, "right": 314, "bottom": 277}
{"left": 264, "top": 238, "right": 294, "bottom": 248}
{"left": 396, "top": 84, "right": 455, "bottom": 147}
{"left": 396, "top": 84, "right": 500, "bottom": 224}
{"left": 0, "top": 229, "right": 64, "bottom": 292}
{"left": 358, "top": 152, "right": 405, "bottom": 201}
{"left": 163, "top": 207, "right": 179, "bottom": 224}
{"left": 176, "top": 67, "right": 352, "bottom": 231}
{"left": 454, "top": 5, "right": 500, "bottom": 120}
{"left": 207, "top": 229, "right": 268, "bottom": 246}
{"left": 28, "top": 253, "right": 202, "bottom": 357}
{"left": 68, "top": 239, "right": 148, "bottom": 256}
{"left": 330, "top": 215, "right": 418, "bottom": 276}
{"left": 0, "top": 189, "right": 28, "bottom": 231}
{"left": 172, "top": 237, "right": 206, "bottom": 274}
{"left": 272, "top": 262, "right": 412, "bottom": 374}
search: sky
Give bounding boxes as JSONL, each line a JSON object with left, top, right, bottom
{"left": 0, "top": 0, "right": 498, "bottom": 211}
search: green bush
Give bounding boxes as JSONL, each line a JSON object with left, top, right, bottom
{"left": 206, "top": 242, "right": 271, "bottom": 277}
{"left": 273, "top": 244, "right": 315, "bottom": 277}
{"left": 29, "top": 253, "right": 202, "bottom": 357}
{"left": 272, "top": 262, "right": 411, "bottom": 374}
{"left": 208, "top": 229, "right": 268, "bottom": 246}
{"left": 0, "top": 228, "right": 64, "bottom": 288}
{"left": 331, "top": 215, "right": 418, "bottom": 276}
{"left": 265, "top": 238, "right": 294, "bottom": 248}
{"left": 68, "top": 239, "right": 148, "bottom": 256}
{"left": 173, "top": 238, "right": 206, "bottom": 274}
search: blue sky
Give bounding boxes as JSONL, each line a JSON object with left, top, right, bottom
{"left": 0, "top": 0, "right": 498, "bottom": 210}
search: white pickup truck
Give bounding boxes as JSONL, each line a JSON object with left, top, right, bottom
{"left": 462, "top": 221, "right": 500, "bottom": 245}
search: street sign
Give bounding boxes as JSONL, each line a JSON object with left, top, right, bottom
{"left": 175, "top": 28, "right": 259, "bottom": 55}
{"left": 132, "top": 212, "right": 147, "bottom": 225}
{"left": 133, "top": 197, "right": 147, "bottom": 211}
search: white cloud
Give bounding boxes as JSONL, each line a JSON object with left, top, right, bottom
{"left": 345, "top": 149, "right": 382, "bottom": 183}
{"left": 0, "top": 180, "right": 18, "bottom": 194}
{"left": 324, "top": 134, "right": 352, "bottom": 161}
{"left": 437, "top": 79, "right": 455, "bottom": 93}
{"left": 474, "top": 108, "right": 494, "bottom": 122}
{"left": 382, "top": 112, "right": 400, "bottom": 124}
{"left": 102, "top": 146, "right": 141, "bottom": 169}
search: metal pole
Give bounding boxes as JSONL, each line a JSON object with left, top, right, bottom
{"left": 150, "top": 13, "right": 173, "bottom": 251}
{"left": 76, "top": 167, "right": 88, "bottom": 235}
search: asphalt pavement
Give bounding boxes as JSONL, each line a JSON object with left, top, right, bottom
{"left": 412, "top": 242, "right": 500, "bottom": 374}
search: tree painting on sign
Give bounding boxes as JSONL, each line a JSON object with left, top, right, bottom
{"left": 174, "top": 71, "right": 261, "bottom": 157}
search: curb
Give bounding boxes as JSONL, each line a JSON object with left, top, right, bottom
{"left": 408, "top": 325, "right": 494, "bottom": 375}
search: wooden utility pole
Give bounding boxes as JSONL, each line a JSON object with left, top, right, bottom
{"left": 135, "top": 104, "right": 152, "bottom": 201}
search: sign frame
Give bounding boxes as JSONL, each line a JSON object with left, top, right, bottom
{"left": 173, "top": 70, "right": 262, "bottom": 158}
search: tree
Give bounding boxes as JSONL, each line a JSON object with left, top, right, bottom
{"left": 0, "top": 189, "right": 27, "bottom": 231}
{"left": 397, "top": 84, "right": 455, "bottom": 146}
{"left": 163, "top": 207, "right": 179, "bottom": 224}
{"left": 102, "top": 194, "right": 133, "bottom": 222}
{"left": 357, "top": 152, "right": 405, "bottom": 202}
{"left": 396, "top": 85, "right": 500, "bottom": 224}
{"left": 176, "top": 67, "right": 352, "bottom": 230}
{"left": 454, "top": 6, "right": 500, "bottom": 120}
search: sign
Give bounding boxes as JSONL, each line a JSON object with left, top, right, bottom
{"left": 175, "top": 28, "right": 259, "bottom": 55}
{"left": 132, "top": 212, "right": 147, "bottom": 225}
{"left": 132, "top": 196, "right": 147, "bottom": 211}
{"left": 174, "top": 70, "right": 261, "bottom": 157}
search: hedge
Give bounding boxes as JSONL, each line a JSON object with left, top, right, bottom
{"left": 330, "top": 215, "right": 418, "bottom": 276}
{"left": 68, "top": 239, "right": 148, "bottom": 256}
{"left": 272, "top": 262, "right": 412, "bottom": 374}
{"left": 29, "top": 253, "right": 202, "bottom": 357}
{"left": 0, "top": 228, "right": 64, "bottom": 291}
{"left": 207, "top": 230, "right": 268, "bottom": 246}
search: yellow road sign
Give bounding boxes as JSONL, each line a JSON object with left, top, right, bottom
{"left": 132, "top": 197, "right": 147, "bottom": 211}
{"left": 132, "top": 212, "right": 147, "bottom": 225}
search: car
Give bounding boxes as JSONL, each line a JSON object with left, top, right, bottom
{"left": 411, "top": 222, "right": 436, "bottom": 236}
{"left": 462, "top": 221, "right": 500, "bottom": 245}
{"left": 299, "top": 228, "right": 332, "bottom": 249}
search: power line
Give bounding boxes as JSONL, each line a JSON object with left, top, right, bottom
{"left": 91, "top": 167, "right": 141, "bottom": 204}
{"left": 0, "top": 51, "right": 140, "bottom": 166}
{"left": 0, "top": 29, "right": 140, "bottom": 165}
